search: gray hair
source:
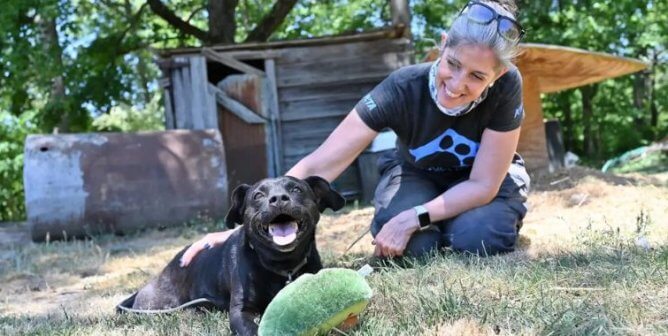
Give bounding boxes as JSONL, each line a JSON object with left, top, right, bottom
{"left": 444, "top": 1, "right": 521, "bottom": 70}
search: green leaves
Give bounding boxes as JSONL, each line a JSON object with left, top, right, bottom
{"left": 0, "top": 111, "right": 37, "bottom": 221}
{"left": 0, "top": 0, "right": 665, "bottom": 220}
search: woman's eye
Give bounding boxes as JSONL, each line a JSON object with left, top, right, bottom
{"left": 253, "top": 192, "right": 264, "bottom": 200}
{"left": 471, "top": 74, "right": 484, "bottom": 81}
{"left": 291, "top": 187, "right": 302, "bottom": 193}
{"left": 447, "top": 60, "right": 459, "bottom": 69}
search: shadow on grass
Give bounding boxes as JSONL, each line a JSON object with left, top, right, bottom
{"left": 0, "top": 309, "right": 233, "bottom": 336}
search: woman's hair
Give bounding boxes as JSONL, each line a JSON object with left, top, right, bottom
{"left": 443, "top": 0, "right": 521, "bottom": 70}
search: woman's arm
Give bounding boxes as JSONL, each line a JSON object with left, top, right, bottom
{"left": 373, "top": 127, "right": 521, "bottom": 257}
{"left": 181, "top": 109, "right": 377, "bottom": 266}
{"left": 287, "top": 109, "right": 378, "bottom": 181}
{"left": 424, "top": 127, "right": 521, "bottom": 221}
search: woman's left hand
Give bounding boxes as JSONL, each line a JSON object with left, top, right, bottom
{"left": 372, "top": 209, "right": 420, "bottom": 257}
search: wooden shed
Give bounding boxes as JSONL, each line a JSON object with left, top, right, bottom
{"left": 158, "top": 27, "right": 412, "bottom": 199}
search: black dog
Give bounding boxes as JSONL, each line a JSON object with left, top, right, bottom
{"left": 117, "top": 176, "right": 345, "bottom": 335}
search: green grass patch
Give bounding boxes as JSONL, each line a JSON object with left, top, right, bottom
{"left": 1, "top": 215, "right": 667, "bottom": 335}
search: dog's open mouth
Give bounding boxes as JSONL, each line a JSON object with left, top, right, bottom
{"left": 265, "top": 214, "right": 300, "bottom": 246}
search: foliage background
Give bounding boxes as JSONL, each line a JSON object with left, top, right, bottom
{"left": 0, "top": 0, "right": 665, "bottom": 221}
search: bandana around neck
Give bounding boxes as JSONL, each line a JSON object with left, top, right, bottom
{"left": 428, "top": 58, "right": 488, "bottom": 117}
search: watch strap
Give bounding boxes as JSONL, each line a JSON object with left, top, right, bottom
{"left": 413, "top": 205, "right": 431, "bottom": 228}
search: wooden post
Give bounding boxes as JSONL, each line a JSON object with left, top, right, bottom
{"left": 517, "top": 74, "right": 549, "bottom": 172}
{"left": 264, "top": 58, "right": 284, "bottom": 176}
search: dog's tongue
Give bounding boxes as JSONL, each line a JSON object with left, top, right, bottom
{"left": 268, "top": 221, "right": 298, "bottom": 246}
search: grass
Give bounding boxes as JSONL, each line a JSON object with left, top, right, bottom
{"left": 1, "top": 215, "right": 666, "bottom": 335}
{"left": 1, "top": 168, "right": 667, "bottom": 335}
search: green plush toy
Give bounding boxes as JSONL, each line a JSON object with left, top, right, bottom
{"left": 258, "top": 267, "right": 373, "bottom": 336}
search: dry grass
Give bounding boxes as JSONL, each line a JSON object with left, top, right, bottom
{"left": 1, "top": 167, "right": 667, "bottom": 335}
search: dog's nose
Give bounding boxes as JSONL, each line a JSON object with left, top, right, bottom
{"left": 268, "top": 193, "right": 290, "bottom": 206}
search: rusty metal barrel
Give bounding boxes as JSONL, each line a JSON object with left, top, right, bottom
{"left": 24, "top": 130, "right": 228, "bottom": 241}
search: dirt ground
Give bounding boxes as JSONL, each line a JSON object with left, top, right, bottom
{"left": 0, "top": 166, "right": 666, "bottom": 319}
{"left": 317, "top": 166, "right": 668, "bottom": 257}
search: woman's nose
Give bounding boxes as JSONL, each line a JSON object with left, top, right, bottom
{"left": 447, "top": 74, "right": 465, "bottom": 93}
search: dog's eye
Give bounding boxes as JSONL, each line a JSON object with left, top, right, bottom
{"left": 253, "top": 192, "right": 264, "bottom": 200}
{"left": 291, "top": 187, "right": 303, "bottom": 193}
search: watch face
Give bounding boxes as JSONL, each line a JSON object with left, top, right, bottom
{"left": 414, "top": 205, "right": 430, "bottom": 227}
{"left": 418, "top": 212, "right": 430, "bottom": 227}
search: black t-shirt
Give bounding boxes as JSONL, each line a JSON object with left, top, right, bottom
{"left": 355, "top": 62, "right": 524, "bottom": 173}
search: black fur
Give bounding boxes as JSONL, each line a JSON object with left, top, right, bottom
{"left": 117, "top": 176, "right": 344, "bottom": 336}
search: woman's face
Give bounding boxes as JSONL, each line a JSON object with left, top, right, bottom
{"left": 436, "top": 44, "right": 504, "bottom": 109}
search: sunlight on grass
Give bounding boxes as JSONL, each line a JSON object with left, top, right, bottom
{"left": 1, "top": 170, "right": 667, "bottom": 335}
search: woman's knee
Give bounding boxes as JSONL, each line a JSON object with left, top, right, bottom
{"left": 443, "top": 201, "right": 522, "bottom": 256}
{"left": 403, "top": 228, "right": 443, "bottom": 259}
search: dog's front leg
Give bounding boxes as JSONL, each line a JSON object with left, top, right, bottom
{"left": 229, "top": 307, "right": 259, "bottom": 336}
{"left": 229, "top": 290, "right": 260, "bottom": 336}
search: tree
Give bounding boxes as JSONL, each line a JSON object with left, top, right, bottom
{"left": 0, "top": 0, "right": 387, "bottom": 221}
{"left": 146, "top": 0, "right": 299, "bottom": 45}
{"left": 515, "top": 0, "right": 667, "bottom": 161}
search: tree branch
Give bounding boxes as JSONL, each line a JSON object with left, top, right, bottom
{"left": 114, "top": 2, "right": 149, "bottom": 49}
{"left": 185, "top": 5, "right": 207, "bottom": 24}
{"left": 244, "top": 0, "right": 298, "bottom": 42}
{"left": 146, "top": 0, "right": 210, "bottom": 42}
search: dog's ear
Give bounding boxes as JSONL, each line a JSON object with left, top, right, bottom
{"left": 304, "top": 176, "right": 346, "bottom": 212}
{"left": 225, "top": 184, "right": 250, "bottom": 228}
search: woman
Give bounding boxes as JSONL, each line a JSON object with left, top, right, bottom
{"left": 181, "top": 0, "right": 530, "bottom": 265}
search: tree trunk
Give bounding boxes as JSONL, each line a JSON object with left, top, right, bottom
{"left": 559, "top": 91, "right": 574, "bottom": 151}
{"left": 580, "top": 84, "right": 598, "bottom": 158}
{"left": 208, "top": 0, "right": 238, "bottom": 44}
{"left": 390, "top": 0, "right": 412, "bottom": 39}
{"left": 137, "top": 53, "right": 152, "bottom": 104}
{"left": 650, "top": 51, "right": 659, "bottom": 128}
{"left": 40, "top": 15, "right": 68, "bottom": 132}
{"left": 148, "top": 0, "right": 299, "bottom": 45}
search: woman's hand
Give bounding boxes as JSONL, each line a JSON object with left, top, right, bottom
{"left": 372, "top": 209, "right": 420, "bottom": 258}
{"left": 180, "top": 227, "right": 239, "bottom": 267}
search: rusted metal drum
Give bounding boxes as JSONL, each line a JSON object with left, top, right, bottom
{"left": 24, "top": 130, "right": 228, "bottom": 241}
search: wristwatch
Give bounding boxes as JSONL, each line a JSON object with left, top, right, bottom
{"left": 413, "top": 205, "right": 431, "bottom": 228}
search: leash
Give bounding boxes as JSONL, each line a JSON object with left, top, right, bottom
{"left": 342, "top": 227, "right": 371, "bottom": 257}
{"left": 116, "top": 298, "right": 213, "bottom": 314}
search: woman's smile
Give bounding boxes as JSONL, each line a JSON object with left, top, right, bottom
{"left": 436, "top": 44, "right": 502, "bottom": 109}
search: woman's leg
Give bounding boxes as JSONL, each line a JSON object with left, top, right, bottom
{"left": 371, "top": 159, "right": 445, "bottom": 258}
{"left": 441, "top": 171, "right": 529, "bottom": 256}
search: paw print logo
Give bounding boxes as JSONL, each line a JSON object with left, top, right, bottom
{"left": 409, "top": 129, "right": 479, "bottom": 166}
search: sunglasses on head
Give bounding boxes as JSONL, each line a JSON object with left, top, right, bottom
{"left": 459, "top": 1, "right": 526, "bottom": 42}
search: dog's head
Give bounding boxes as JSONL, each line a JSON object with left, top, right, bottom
{"left": 224, "top": 176, "right": 345, "bottom": 252}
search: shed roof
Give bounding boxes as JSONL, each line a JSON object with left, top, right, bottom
{"left": 158, "top": 25, "right": 407, "bottom": 58}
{"left": 516, "top": 43, "right": 648, "bottom": 93}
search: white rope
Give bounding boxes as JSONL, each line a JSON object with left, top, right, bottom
{"left": 117, "top": 297, "right": 213, "bottom": 314}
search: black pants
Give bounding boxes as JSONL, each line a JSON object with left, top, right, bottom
{"left": 371, "top": 151, "right": 529, "bottom": 258}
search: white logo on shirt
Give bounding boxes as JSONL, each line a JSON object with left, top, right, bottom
{"left": 362, "top": 94, "right": 377, "bottom": 111}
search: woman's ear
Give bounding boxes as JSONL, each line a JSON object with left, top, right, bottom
{"left": 440, "top": 32, "right": 448, "bottom": 52}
